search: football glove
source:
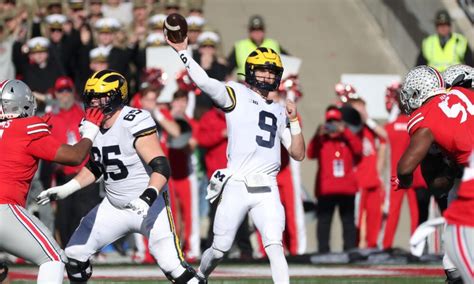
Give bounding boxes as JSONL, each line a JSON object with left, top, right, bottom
{"left": 125, "top": 198, "right": 150, "bottom": 218}
{"left": 37, "top": 179, "right": 81, "bottom": 205}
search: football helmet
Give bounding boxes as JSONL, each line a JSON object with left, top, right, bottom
{"left": 385, "top": 81, "right": 401, "bottom": 112}
{"left": 244, "top": 47, "right": 284, "bottom": 91}
{"left": 442, "top": 64, "right": 474, "bottom": 89}
{"left": 400, "top": 66, "right": 445, "bottom": 114}
{"left": 0, "top": 79, "right": 36, "bottom": 120}
{"left": 83, "top": 69, "right": 128, "bottom": 114}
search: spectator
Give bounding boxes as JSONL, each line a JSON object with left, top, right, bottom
{"left": 129, "top": 0, "right": 149, "bottom": 48}
{"left": 186, "top": 15, "right": 205, "bottom": 51}
{"left": 381, "top": 82, "right": 424, "bottom": 250}
{"left": 163, "top": 0, "right": 181, "bottom": 15}
{"left": 347, "top": 96, "right": 387, "bottom": 249}
{"left": 101, "top": 0, "right": 133, "bottom": 28}
{"left": 226, "top": 15, "right": 288, "bottom": 79}
{"left": 88, "top": 0, "right": 103, "bottom": 26}
{"left": 13, "top": 36, "right": 64, "bottom": 100}
{"left": 48, "top": 76, "right": 101, "bottom": 247}
{"left": 0, "top": 18, "right": 17, "bottom": 80}
{"left": 168, "top": 90, "right": 201, "bottom": 261}
{"left": 67, "top": 0, "right": 87, "bottom": 31}
{"left": 307, "top": 106, "right": 362, "bottom": 253}
{"left": 188, "top": 0, "right": 204, "bottom": 17}
{"left": 416, "top": 9, "right": 473, "bottom": 71}
{"left": 148, "top": 13, "right": 166, "bottom": 34}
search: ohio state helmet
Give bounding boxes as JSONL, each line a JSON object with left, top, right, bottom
{"left": 400, "top": 66, "right": 445, "bottom": 114}
{"left": 334, "top": 82, "right": 358, "bottom": 103}
{"left": 0, "top": 79, "right": 36, "bottom": 120}
{"left": 278, "top": 75, "right": 303, "bottom": 102}
{"left": 140, "top": 68, "right": 167, "bottom": 91}
{"left": 442, "top": 64, "right": 474, "bottom": 89}
{"left": 385, "top": 81, "right": 401, "bottom": 112}
{"left": 176, "top": 69, "right": 201, "bottom": 95}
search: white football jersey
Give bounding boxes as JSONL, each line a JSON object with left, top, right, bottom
{"left": 91, "top": 106, "right": 157, "bottom": 208}
{"left": 224, "top": 81, "right": 288, "bottom": 177}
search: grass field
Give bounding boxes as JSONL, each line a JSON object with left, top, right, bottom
{"left": 5, "top": 263, "right": 446, "bottom": 283}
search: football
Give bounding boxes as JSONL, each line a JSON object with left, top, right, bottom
{"left": 163, "top": 13, "right": 188, "bottom": 43}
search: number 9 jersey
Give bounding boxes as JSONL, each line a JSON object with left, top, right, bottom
{"left": 407, "top": 86, "right": 474, "bottom": 165}
{"left": 224, "top": 81, "right": 290, "bottom": 178}
{"left": 90, "top": 106, "right": 157, "bottom": 208}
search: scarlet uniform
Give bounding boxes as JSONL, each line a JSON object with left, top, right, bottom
{"left": 0, "top": 116, "right": 65, "bottom": 265}
{"left": 444, "top": 153, "right": 474, "bottom": 283}
{"left": 0, "top": 117, "right": 62, "bottom": 206}
{"left": 407, "top": 87, "right": 474, "bottom": 166}
{"left": 355, "top": 126, "right": 384, "bottom": 248}
{"left": 383, "top": 114, "right": 423, "bottom": 249}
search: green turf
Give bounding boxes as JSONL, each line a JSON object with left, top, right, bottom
{"left": 10, "top": 277, "right": 445, "bottom": 284}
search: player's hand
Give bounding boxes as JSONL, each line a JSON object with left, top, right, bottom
{"left": 125, "top": 198, "right": 150, "bottom": 218}
{"left": 285, "top": 99, "right": 298, "bottom": 121}
{"left": 37, "top": 185, "right": 73, "bottom": 205}
{"left": 85, "top": 107, "right": 104, "bottom": 127}
{"left": 166, "top": 36, "right": 188, "bottom": 52}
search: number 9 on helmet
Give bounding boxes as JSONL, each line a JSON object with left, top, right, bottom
{"left": 83, "top": 69, "right": 128, "bottom": 114}
{"left": 244, "top": 47, "right": 284, "bottom": 92}
{"left": 0, "top": 79, "right": 36, "bottom": 120}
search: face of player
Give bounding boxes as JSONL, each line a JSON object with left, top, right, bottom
{"left": 436, "top": 24, "right": 451, "bottom": 37}
{"left": 28, "top": 51, "right": 48, "bottom": 65}
{"left": 140, "top": 90, "right": 158, "bottom": 112}
{"left": 255, "top": 68, "right": 276, "bottom": 85}
{"left": 249, "top": 29, "right": 265, "bottom": 45}
{"left": 98, "top": 32, "right": 114, "bottom": 46}
{"left": 55, "top": 88, "right": 75, "bottom": 110}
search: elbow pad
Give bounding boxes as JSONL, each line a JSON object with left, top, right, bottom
{"left": 148, "top": 156, "right": 171, "bottom": 181}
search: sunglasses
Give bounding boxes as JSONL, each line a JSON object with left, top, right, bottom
{"left": 56, "top": 88, "right": 73, "bottom": 93}
{"left": 50, "top": 28, "right": 63, "bottom": 33}
{"left": 200, "top": 44, "right": 215, "bottom": 48}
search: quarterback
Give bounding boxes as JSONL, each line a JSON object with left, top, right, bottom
{"left": 37, "top": 70, "right": 204, "bottom": 283}
{"left": 0, "top": 79, "right": 104, "bottom": 283}
{"left": 167, "top": 36, "right": 305, "bottom": 284}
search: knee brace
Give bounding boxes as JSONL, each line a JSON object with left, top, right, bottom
{"left": 164, "top": 262, "right": 206, "bottom": 284}
{"left": 0, "top": 262, "right": 8, "bottom": 282}
{"left": 212, "top": 234, "right": 234, "bottom": 253}
{"left": 66, "top": 258, "right": 92, "bottom": 282}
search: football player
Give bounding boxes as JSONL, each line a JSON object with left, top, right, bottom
{"left": 37, "top": 70, "right": 204, "bottom": 284}
{"left": 394, "top": 65, "right": 474, "bottom": 283}
{"left": 167, "top": 36, "right": 305, "bottom": 283}
{"left": 0, "top": 79, "right": 104, "bottom": 284}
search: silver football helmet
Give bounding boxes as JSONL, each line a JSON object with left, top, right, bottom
{"left": 400, "top": 66, "right": 446, "bottom": 114}
{"left": 442, "top": 64, "right": 474, "bottom": 88}
{"left": 0, "top": 79, "right": 36, "bottom": 120}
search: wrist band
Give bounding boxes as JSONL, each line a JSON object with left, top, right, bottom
{"left": 290, "top": 117, "right": 299, "bottom": 122}
{"left": 290, "top": 120, "right": 301, "bottom": 135}
{"left": 139, "top": 187, "right": 159, "bottom": 206}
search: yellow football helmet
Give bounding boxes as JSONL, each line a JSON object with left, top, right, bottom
{"left": 83, "top": 69, "right": 128, "bottom": 114}
{"left": 244, "top": 47, "right": 284, "bottom": 91}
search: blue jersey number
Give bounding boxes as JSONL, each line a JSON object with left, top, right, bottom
{"left": 91, "top": 145, "right": 129, "bottom": 181}
{"left": 256, "top": 111, "right": 277, "bottom": 148}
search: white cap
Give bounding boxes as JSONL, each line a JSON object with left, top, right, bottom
{"left": 146, "top": 32, "right": 165, "bottom": 47}
{"left": 89, "top": 46, "right": 110, "bottom": 62}
{"left": 95, "top": 17, "right": 121, "bottom": 33}
{"left": 27, "top": 37, "right": 50, "bottom": 53}
{"left": 186, "top": 15, "right": 205, "bottom": 31}
{"left": 45, "top": 14, "right": 67, "bottom": 29}
{"left": 148, "top": 14, "right": 167, "bottom": 30}
{"left": 197, "top": 31, "right": 219, "bottom": 46}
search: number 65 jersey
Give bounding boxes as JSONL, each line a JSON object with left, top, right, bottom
{"left": 224, "top": 81, "right": 290, "bottom": 178}
{"left": 91, "top": 106, "right": 157, "bottom": 208}
{"left": 407, "top": 86, "right": 474, "bottom": 166}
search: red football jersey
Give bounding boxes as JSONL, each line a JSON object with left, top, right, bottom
{"left": 407, "top": 88, "right": 474, "bottom": 166}
{"left": 0, "top": 116, "right": 62, "bottom": 206}
{"left": 385, "top": 115, "right": 426, "bottom": 188}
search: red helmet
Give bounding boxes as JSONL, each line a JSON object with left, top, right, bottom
{"left": 176, "top": 69, "right": 201, "bottom": 95}
{"left": 334, "top": 82, "right": 358, "bottom": 103}
{"left": 140, "top": 68, "right": 167, "bottom": 91}
{"left": 278, "top": 75, "right": 303, "bottom": 102}
{"left": 385, "top": 80, "right": 401, "bottom": 112}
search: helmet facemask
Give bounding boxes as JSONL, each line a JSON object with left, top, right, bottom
{"left": 0, "top": 80, "right": 37, "bottom": 120}
{"left": 244, "top": 47, "right": 284, "bottom": 92}
{"left": 83, "top": 70, "right": 128, "bottom": 115}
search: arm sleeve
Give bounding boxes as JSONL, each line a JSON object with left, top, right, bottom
{"left": 26, "top": 134, "right": 63, "bottom": 161}
{"left": 178, "top": 50, "right": 235, "bottom": 110}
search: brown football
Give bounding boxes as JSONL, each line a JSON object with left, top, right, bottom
{"left": 163, "top": 13, "right": 188, "bottom": 43}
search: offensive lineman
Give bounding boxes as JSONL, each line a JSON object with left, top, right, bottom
{"left": 37, "top": 70, "right": 204, "bottom": 283}
{"left": 0, "top": 79, "right": 104, "bottom": 283}
{"left": 167, "top": 36, "right": 305, "bottom": 283}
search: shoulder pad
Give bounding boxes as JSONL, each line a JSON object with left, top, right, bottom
{"left": 122, "top": 108, "right": 157, "bottom": 137}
